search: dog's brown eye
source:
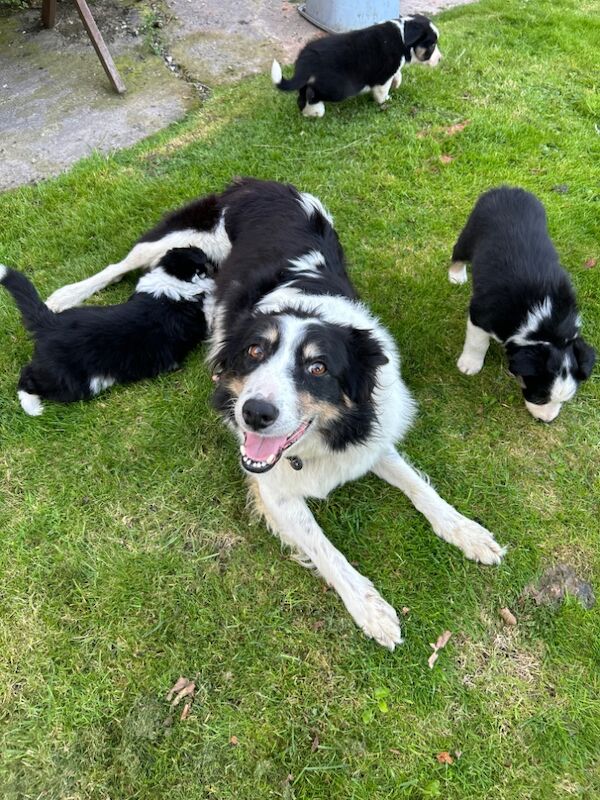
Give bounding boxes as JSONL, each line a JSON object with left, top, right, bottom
{"left": 308, "top": 361, "right": 327, "bottom": 376}
{"left": 248, "top": 344, "right": 265, "bottom": 360}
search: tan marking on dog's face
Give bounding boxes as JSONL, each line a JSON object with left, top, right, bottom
{"left": 298, "top": 391, "right": 342, "bottom": 425}
{"left": 262, "top": 325, "right": 279, "bottom": 345}
{"left": 302, "top": 342, "right": 322, "bottom": 361}
{"left": 222, "top": 375, "right": 245, "bottom": 397}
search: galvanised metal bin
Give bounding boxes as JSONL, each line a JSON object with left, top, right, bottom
{"left": 298, "top": 0, "right": 399, "bottom": 33}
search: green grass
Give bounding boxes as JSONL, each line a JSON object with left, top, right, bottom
{"left": 1, "top": 0, "right": 599, "bottom": 797}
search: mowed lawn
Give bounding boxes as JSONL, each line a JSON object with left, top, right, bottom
{"left": 0, "top": 0, "right": 599, "bottom": 797}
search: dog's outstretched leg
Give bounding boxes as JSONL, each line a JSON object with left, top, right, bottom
{"left": 372, "top": 448, "right": 505, "bottom": 564}
{"left": 257, "top": 482, "right": 402, "bottom": 650}
{"left": 371, "top": 76, "right": 393, "bottom": 105}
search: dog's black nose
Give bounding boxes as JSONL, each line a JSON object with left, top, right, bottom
{"left": 242, "top": 398, "right": 279, "bottom": 430}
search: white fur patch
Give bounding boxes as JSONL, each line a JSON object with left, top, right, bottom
{"left": 525, "top": 400, "right": 562, "bottom": 423}
{"left": 372, "top": 77, "right": 393, "bottom": 105}
{"left": 297, "top": 192, "right": 334, "bottom": 226}
{"left": 302, "top": 101, "right": 325, "bottom": 118}
{"left": 430, "top": 22, "right": 440, "bottom": 38}
{"left": 0, "top": 264, "right": 8, "bottom": 281}
{"left": 428, "top": 45, "right": 442, "bottom": 67}
{"left": 288, "top": 250, "right": 326, "bottom": 276}
{"left": 509, "top": 297, "right": 553, "bottom": 346}
{"left": 271, "top": 59, "right": 282, "bottom": 85}
{"left": 457, "top": 318, "right": 491, "bottom": 375}
{"left": 448, "top": 262, "right": 468, "bottom": 284}
{"left": 136, "top": 268, "right": 215, "bottom": 302}
{"left": 89, "top": 376, "right": 116, "bottom": 395}
{"left": 18, "top": 390, "right": 44, "bottom": 416}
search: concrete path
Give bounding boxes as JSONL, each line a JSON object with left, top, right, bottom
{"left": 0, "top": 0, "right": 471, "bottom": 191}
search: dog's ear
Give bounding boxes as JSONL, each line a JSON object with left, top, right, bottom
{"left": 572, "top": 337, "right": 596, "bottom": 380}
{"left": 343, "top": 328, "right": 389, "bottom": 404}
{"left": 507, "top": 345, "right": 547, "bottom": 378}
{"left": 403, "top": 15, "right": 430, "bottom": 48}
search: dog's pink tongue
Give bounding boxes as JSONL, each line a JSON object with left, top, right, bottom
{"left": 244, "top": 432, "right": 287, "bottom": 461}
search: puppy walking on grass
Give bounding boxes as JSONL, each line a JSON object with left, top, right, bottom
{"left": 271, "top": 14, "right": 441, "bottom": 118}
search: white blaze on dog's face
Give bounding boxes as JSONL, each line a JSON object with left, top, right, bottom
{"left": 211, "top": 312, "right": 388, "bottom": 473}
{"left": 404, "top": 15, "right": 442, "bottom": 67}
{"left": 508, "top": 339, "right": 596, "bottom": 423}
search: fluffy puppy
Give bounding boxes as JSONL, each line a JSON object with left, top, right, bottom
{"left": 0, "top": 247, "right": 215, "bottom": 415}
{"left": 449, "top": 187, "right": 596, "bottom": 422}
{"left": 271, "top": 14, "right": 441, "bottom": 117}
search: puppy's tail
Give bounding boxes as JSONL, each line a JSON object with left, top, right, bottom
{"left": 271, "top": 59, "right": 306, "bottom": 92}
{"left": 0, "top": 264, "right": 55, "bottom": 332}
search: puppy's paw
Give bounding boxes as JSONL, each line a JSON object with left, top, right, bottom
{"left": 457, "top": 352, "right": 484, "bottom": 375}
{"left": 346, "top": 581, "right": 402, "bottom": 650}
{"left": 448, "top": 262, "right": 468, "bottom": 284}
{"left": 449, "top": 518, "right": 506, "bottom": 565}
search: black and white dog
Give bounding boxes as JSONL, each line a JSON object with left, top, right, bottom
{"left": 46, "top": 178, "right": 503, "bottom": 648}
{"left": 1, "top": 247, "right": 215, "bottom": 415}
{"left": 450, "top": 187, "right": 596, "bottom": 422}
{"left": 271, "top": 14, "right": 441, "bottom": 117}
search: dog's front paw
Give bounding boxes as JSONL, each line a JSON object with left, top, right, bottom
{"left": 46, "top": 283, "right": 87, "bottom": 312}
{"left": 457, "top": 351, "right": 484, "bottom": 375}
{"left": 448, "top": 518, "right": 506, "bottom": 565}
{"left": 345, "top": 581, "right": 403, "bottom": 650}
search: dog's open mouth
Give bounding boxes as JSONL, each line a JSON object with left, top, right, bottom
{"left": 240, "top": 420, "right": 312, "bottom": 473}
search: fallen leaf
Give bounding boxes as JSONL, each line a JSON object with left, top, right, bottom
{"left": 311, "top": 735, "right": 319, "bottom": 752}
{"left": 499, "top": 607, "right": 517, "bottom": 626}
{"left": 389, "top": 748, "right": 403, "bottom": 755}
{"left": 180, "top": 702, "right": 192, "bottom": 721}
{"left": 401, "top": 606, "right": 410, "bottom": 616}
{"left": 171, "top": 681, "right": 195, "bottom": 708}
{"left": 166, "top": 676, "right": 190, "bottom": 702}
{"left": 229, "top": 735, "right": 239, "bottom": 746}
{"left": 584, "top": 258, "right": 597, "bottom": 269}
{"left": 436, "top": 751, "right": 454, "bottom": 765}
{"left": 442, "top": 119, "right": 470, "bottom": 136}
{"left": 434, "top": 630, "right": 452, "bottom": 650}
{"left": 428, "top": 650, "right": 439, "bottom": 670}
{"left": 428, "top": 630, "right": 452, "bottom": 669}
{"left": 439, "top": 154, "right": 453, "bottom": 164}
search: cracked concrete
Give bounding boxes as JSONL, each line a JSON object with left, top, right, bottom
{"left": 0, "top": 0, "right": 473, "bottom": 191}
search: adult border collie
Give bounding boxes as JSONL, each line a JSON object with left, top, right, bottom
{"left": 1, "top": 248, "right": 215, "bottom": 415}
{"left": 449, "top": 187, "right": 596, "bottom": 422}
{"left": 46, "top": 178, "right": 504, "bottom": 649}
{"left": 271, "top": 14, "right": 441, "bottom": 117}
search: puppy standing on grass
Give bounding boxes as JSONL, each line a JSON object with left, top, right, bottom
{"left": 271, "top": 14, "right": 441, "bottom": 118}
{"left": 449, "top": 187, "right": 596, "bottom": 422}
{"left": 0, "top": 247, "right": 215, "bottom": 416}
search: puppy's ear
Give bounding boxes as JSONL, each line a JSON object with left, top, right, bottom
{"left": 507, "top": 346, "right": 546, "bottom": 378}
{"left": 403, "top": 16, "right": 429, "bottom": 48}
{"left": 343, "top": 328, "right": 388, "bottom": 404}
{"left": 572, "top": 337, "right": 596, "bottom": 380}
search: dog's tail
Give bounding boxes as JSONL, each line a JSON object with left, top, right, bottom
{"left": 271, "top": 59, "right": 307, "bottom": 92}
{"left": 0, "top": 264, "right": 55, "bottom": 332}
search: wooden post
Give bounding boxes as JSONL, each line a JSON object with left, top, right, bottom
{"left": 41, "top": 0, "right": 57, "bottom": 28}
{"left": 72, "top": 0, "right": 127, "bottom": 94}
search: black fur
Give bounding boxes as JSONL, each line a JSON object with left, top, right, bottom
{"left": 273, "top": 15, "right": 440, "bottom": 114}
{"left": 1, "top": 247, "right": 213, "bottom": 411}
{"left": 453, "top": 186, "right": 595, "bottom": 409}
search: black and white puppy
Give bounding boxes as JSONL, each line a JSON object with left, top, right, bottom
{"left": 271, "top": 14, "right": 441, "bottom": 118}
{"left": 1, "top": 247, "right": 215, "bottom": 415}
{"left": 46, "top": 178, "right": 504, "bottom": 649}
{"left": 449, "top": 187, "right": 596, "bottom": 422}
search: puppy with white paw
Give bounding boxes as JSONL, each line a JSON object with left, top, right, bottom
{"left": 450, "top": 187, "right": 596, "bottom": 421}
{"left": 0, "top": 248, "right": 215, "bottom": 415}
{"left": 271, "top": 14, "right": 441, "bottom": 118}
